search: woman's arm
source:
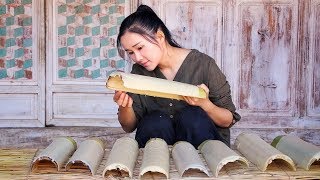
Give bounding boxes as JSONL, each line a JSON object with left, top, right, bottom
{"left": 199, "top": 98, "right": 233, "bottom": 127}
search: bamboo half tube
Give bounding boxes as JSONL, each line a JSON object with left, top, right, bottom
{"left": 139, "top": 138, "right": 170, "bottom": 179}
{"left": 102, "top": 137, "right": 139, "bottom": 178}
{"left": 106, "top": 71, "right": 206, "bottom": 100}
{"left": 172, "top": 141, "right": 209, "bottom": 177}
{"left": 199, "top": 140, "right": 249, "bottom": 177}
{"left": 235, "top": 133, "right": 296, "bottom": 171}
{"left": 66, "top": 138, "right": 105, "bottom": 175}
{"left": 31, "top": 137, "right": 76, "bottom": 171}
{"left": 272, "top": 135, "right": 320, "bottom": 170}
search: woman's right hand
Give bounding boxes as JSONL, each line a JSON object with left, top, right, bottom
{"left": 113, "top": 91, "right": 133, "bottom": 108}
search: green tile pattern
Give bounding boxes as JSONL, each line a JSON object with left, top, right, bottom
{"left": 100, "top": 38, "right": 109, "bottom": 46}
{"left": 23, "top": 17, "right": 32, "bottom": 26}
{"left": 0, "top": 49, "right": 6, "bottom": 57}
{"left": 23, "top": 38, "right": 32, "bottom": 47}
{"left": 0, "top": 27, "right": 6, "bottom": 36}
{"left": 0, "top": 0, "right": 33, "bottom": 80}
{"left": 67, "top": 15, "right": 75, "bottom": 24}
{"left": 23, "top": 59, "right": 32, "bottom": 69}
{"left": 6, "top": 16, "right": 14, "bottom": 26}
{"left": 67, "top": 37, "right": 75, "bottom": 46}
{"left": 67, "top": 59, "right": 76, "bottom": 67}
{"left": 0, "top": 6, "right": 6, "bottom": 15}
{"left": 58, "top": 4, "right": 67, "bottom": 14}
{"left": 57, "top": 0, "right": 128, "bottom": 80}
{"left": 14, "top": 6, "right": 25, "bottom": 15}
{"left": 0, "top": 69, "right": 7, "bottom": 79}
{"left": 100, "top": 59, "right": 108, "bottom": 68}
{"left": 83, "top": 37, "right": 92, "bottom": 46}
{"left": 14, "top": 27, "right": 24, "bottom": 37}
{"left": 83, "top": 58, "right": 92, "bottom": 68}
{"left": 59, "top": 68, "right": 67, "bottom": 78}
{"left": 92, "top": 26, "right": 100, "bottom": 36}
{"left": 58, "top": 47, "right": 67, "bottom": 57}
{"left": 6, "top": 59, "right": 15, "bottom": 69}
{"left": 14, "top": 48, "right": 24, "bottom": 58}
{"left": 91, "top": 69, "right": 100, "bottom": 79}
{"left": 23, "top": 0, "right": 32, "bottom": 4}
{"left": 6, "top": 38, "right": 15, "bottom": 47}
{"left": 58, "top": 26, "right": 67, "bottom": 35}
{"left": 14, "top": 69, "right": 24, "bottom": 79}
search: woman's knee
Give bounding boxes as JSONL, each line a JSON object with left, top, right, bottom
{"left": 175, "top": 106, "right": 224, "bottom": 147}
{"left": 135, "top": 111, "right": 175, "bottom": 147}
{"left": 177, "top": 106, "right": 211, "bottom": 128}
{"left": 138, "top": 111, "right": 172, "bottom": 131}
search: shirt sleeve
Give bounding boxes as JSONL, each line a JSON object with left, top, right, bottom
{"left": 207, "top": 59, "right": 241, "bottom": 126}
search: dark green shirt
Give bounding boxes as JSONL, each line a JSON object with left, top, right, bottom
{"left": 129, "top": 49, "right": 241, "bottom": 144}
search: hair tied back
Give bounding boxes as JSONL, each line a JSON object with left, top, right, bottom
{"left": 136, "top": 4, "right": 155, "bottom": 14}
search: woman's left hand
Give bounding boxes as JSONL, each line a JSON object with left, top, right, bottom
{"left": 183, "top": 84, "right": 210, "bottom": 108}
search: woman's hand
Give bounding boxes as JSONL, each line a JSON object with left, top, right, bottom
{"left": 113, "top": 91, "right": 136, "bottom": 132}
{"left": 183, "top": 84, "right": 233, "bottom": 127}
{"left": 183, "top": 84, "right": 210, "bottom": 108}
{"left": 113, "top": 91, "right": 133, "bottom": 108}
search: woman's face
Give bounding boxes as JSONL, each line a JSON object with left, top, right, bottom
{"left": 120, "top": 31, "right": 163, "bottom": 71}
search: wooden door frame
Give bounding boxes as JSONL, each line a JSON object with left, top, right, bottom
{"left": 0, "top": 0, "right": 45, "bottom": 127}
{"left": 45, "top": 0, "right": 138, "bottom": 126}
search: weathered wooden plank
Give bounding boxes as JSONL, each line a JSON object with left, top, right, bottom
{"left": 307, "top": 0, "right": 320, "bottom": 117}
{"left": 236, "top": 0, "right": 298, "bottom": 116}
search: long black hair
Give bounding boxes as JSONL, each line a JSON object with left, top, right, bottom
{"left": 117, "top": 4, "right": 181, "bottom": 58}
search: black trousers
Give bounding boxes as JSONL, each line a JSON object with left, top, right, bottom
{"left": 135, "top": 106, "right": 227, "bottom": 148}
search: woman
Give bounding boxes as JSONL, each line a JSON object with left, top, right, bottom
{"left": 113, "top": 4, "right": 241, "bottom": 148}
